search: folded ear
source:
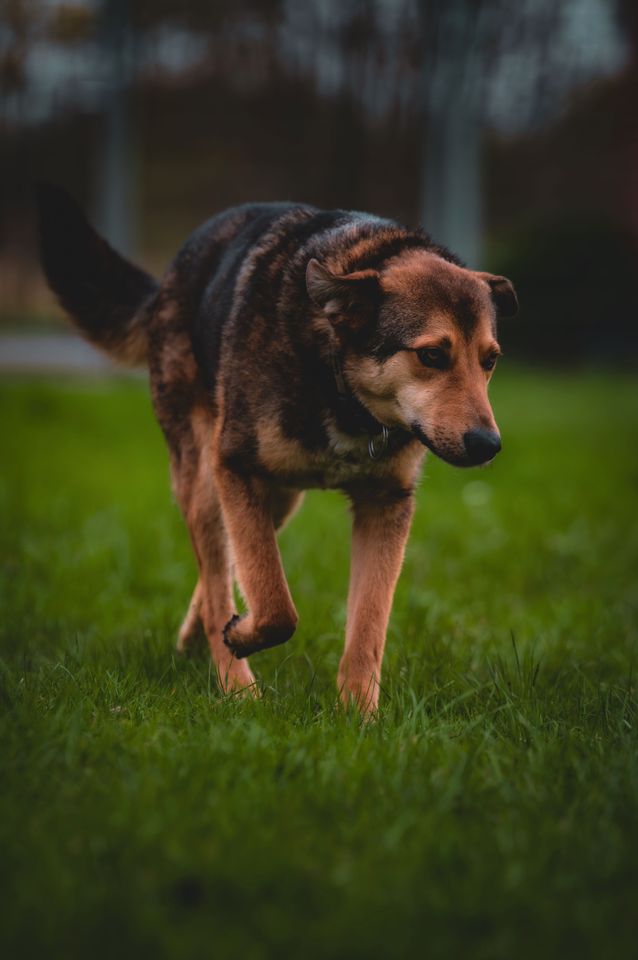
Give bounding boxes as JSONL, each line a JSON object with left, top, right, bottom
{"left": 306, "top": 259, "right": 380, "bottom": 321}
{"left": 477, "top": 273, "right": 519, "bottom": 318}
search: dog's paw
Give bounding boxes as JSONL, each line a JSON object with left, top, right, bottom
{"left": 222, "top": 613, "right": 247, "bottom": 657}
{"left": 217, "top": 657, "right": 260, "bottom": 697}
{"left": 176, "top": 584, "right": 204, "bottom": 656}
{"left": 223, "top": 612, "right": 297, "bottom": 658}
{"left": 337, "top": 664, "right": 381, "bottom": 718}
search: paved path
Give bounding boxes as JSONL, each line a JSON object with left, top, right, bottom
{"left": 0, "top": 333, "right": 125, "bottom": 374}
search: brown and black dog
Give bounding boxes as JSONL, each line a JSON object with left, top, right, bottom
{"left": 37, "top": 186, "right": 517, "bottom": 713}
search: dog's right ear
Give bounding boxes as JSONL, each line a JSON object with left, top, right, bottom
{"left": 306, "top": 259, "right": 380, "bottom": 326}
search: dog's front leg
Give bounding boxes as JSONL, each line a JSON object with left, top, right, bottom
{"left": 339, "top": 492, "right": 415, "bottom": 714}
{"left": 214, "top": 464, "right": 298, "bottom": 658}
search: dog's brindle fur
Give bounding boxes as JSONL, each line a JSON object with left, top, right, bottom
{"left": 37, "top": 186, "right": 517, "bottom": 713}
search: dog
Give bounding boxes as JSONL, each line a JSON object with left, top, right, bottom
{"left": 37, "top": 185, "right": 517, "bottom": 713}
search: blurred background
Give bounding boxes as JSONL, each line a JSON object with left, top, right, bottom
{"left": 2, "top": 8, "right": 638, "bottom": 954}
{"left": 1, "top": 0, "right": 637, "bottom": 364}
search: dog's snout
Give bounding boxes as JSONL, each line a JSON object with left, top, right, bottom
{"left": 463, "top": 428, "right": 501, "bottom": 464}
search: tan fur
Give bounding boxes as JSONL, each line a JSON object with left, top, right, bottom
{"left": 108, "top": 311, "right": 150, "bottom": 366}
{"left": 167, "top": 247, "right": 506, "bottom": 710}
{"left": 41, "top": 193, "right": 516, "bottom": 714}
{"left": 339, "top": 494, "right": 415, "bottom": 713}
{"left": 172, "top": 404, "right": 257, "bottom": 694}
{"left": 257, "top": 414, "right": 424, "bottom": 489}
{"left": 340, "top": 254, "right": 502, "bottom": 466}
{"left": 212, "top": 466, "right": 299, "bottom": 659}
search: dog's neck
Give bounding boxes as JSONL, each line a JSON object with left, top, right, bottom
{"left": 328, "top": 344, "right": 400, "bottom": 459}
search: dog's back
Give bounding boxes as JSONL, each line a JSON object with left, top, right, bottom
{"left": 36, "top": 188, "right": 451, "bottom": 380}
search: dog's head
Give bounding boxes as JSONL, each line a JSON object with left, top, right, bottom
{"left": 306, "top": 249, "right": 518, "bottom": 467}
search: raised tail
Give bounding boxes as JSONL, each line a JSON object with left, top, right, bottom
{"left": 35, "top": 183, "right": 158, "bottom": 366}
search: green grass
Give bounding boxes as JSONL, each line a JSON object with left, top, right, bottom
{"left": 1, "top": 369, "right": 637, "bottom": 959}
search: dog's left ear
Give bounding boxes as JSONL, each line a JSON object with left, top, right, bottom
{"left": 477, "top": 273, "right": 519, "bottom": 318}
{"left": 306, "top": 259, "right": 380, "bottom": 324}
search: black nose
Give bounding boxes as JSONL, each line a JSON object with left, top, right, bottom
{"left": 463, "top": 428, "right": 501, "bottom": 464}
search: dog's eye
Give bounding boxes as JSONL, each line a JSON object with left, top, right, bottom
{"left": 416, "top": 347, "right": 448, "bottom": 369}
{"left": 482, "top": 353, "right": 499, "bottom": 372}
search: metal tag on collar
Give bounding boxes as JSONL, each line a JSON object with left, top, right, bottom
{"left": 368, "top": 425, "right": 389, "bottom": 460}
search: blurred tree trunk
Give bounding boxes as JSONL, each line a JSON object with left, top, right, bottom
{"left": 419, "top": 0, "right": 484, "bottom": 267}
{"left": 96, "top": 0, "right": 137, "bottom": 256}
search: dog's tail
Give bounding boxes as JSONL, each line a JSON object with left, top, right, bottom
{"left": 35, "top": 183, "right": 158, "bottom": 366}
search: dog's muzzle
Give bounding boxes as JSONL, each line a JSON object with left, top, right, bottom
{"left": 411, "top": 422, "right": 501, "bottom": 467}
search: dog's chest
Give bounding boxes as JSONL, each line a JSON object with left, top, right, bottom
{"left": 256, "top": 418, "right": 390, "bottom": 489}
{"left": 318, "top": 450, "right": 372, "bottom": 487}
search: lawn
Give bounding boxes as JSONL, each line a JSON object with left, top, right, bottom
{"left": 1, "top": 369, "right": 637, "bottom": 959}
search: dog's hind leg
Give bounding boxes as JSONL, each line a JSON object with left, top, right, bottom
{"left": 176, "top": 580, "right": 203, "bottom": 654}
{"left": 338, "top": 491, "right": 415, "bottom": 715}
{"left": 269, "top": 487, "right": 305, "bottom": 532}
{"left": 171, "top": 417, "right": 257, "bottom": 694}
